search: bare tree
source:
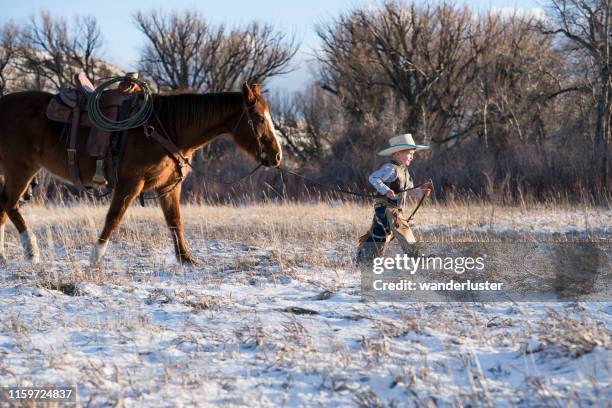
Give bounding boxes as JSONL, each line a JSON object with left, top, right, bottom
{"left": 470, "top": 13, "right": 565, "bottom": 149}
{"left": 17, "top": 12, "right": 106, "bottom": 89}
{"left": 133, "top": 10, "right": 298, "bottom": 92}
{"left": 316, "top": 2, "right": 562, "bottom": 152}
{"left": 0, "top": 21, "right": 18, "bottom": 96}
{"left": 540, "top": 0, "right": 611, "bottom": 194}
{"left": 134, "top": 10, "right": 219, "bottom": 91}
{"left": 268, "top": 84, "right": 344, "bottom": 162}
{"left": 316, "top": 2, "right": 491, "bottom": 149}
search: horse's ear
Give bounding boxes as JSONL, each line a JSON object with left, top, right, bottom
{"left": 252, "top": 84, "right": 261, "bottom": 95}
{"left": 242, "top": 81, "right": 256, "bottom": 105}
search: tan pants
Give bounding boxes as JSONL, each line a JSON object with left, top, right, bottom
{"left": 356, "top": 205, "right": 418, "bottom": 263}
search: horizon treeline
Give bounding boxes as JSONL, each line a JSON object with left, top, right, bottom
{"left": 0, "top": 1, "right": 610, "bottom": 204}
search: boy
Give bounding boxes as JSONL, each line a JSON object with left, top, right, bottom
{"left": 356, "top": 133, "right": 431, "bottom": 264}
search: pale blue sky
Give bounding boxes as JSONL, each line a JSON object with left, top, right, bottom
{"left": 2, "top": 0, "right": 543, "bottom": 92}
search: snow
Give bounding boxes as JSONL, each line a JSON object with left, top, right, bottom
{"left": 0, "top": 204, "right": 610, "bottom": 406}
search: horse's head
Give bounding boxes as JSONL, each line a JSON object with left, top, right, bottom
{"left": 231, "top": 82, "right": 283, "bottom": 167}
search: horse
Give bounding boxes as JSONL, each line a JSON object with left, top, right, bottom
{"left": 0, "top": 82, "right": 282, "bottom": 265}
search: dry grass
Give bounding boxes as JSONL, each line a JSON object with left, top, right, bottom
{"left": 17, "top": 199, "right": 612, "bottom": 245}
{"left": 0, "top": 201, "right": 609, "bottom": 406}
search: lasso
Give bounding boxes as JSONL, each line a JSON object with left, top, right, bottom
{"left": 87, "top": 76, "right": 154, "bottom": 132}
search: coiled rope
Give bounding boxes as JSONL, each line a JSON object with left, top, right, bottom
{"left": 87, "top": 76, "right": 154, "bottom": 132}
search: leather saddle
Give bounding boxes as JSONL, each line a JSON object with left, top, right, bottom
{"left": 46, "top": 72, "right": 142, "bottom": 187}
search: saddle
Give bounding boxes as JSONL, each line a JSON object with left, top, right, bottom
{"left": 46, "top": 72, "right": 142, "bottom": 188}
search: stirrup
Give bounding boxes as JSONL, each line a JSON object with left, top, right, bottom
{"left": 92, "top": 159, "right": 107, "bottom": 185}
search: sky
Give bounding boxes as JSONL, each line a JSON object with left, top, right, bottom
{"left": 1, "top": 0, "right": 544, "bottom": 92}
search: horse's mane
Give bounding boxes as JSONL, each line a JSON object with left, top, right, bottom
{"left": 153, "top": 92, "right": 242, "bottom": 137}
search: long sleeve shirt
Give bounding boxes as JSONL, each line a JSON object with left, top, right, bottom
{"left": 368, "top": 163, "right": 421, "bottom": 197}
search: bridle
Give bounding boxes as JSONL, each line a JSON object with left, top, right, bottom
{"left": 217, "top": 101, "right": 271, "bottom": 185}
{"left": 232, "top": 101, "right": 267, "bottom": 166}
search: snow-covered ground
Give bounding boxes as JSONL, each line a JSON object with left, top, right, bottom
{"left": 0, "top": 203, "right": 610, "bottom": 407}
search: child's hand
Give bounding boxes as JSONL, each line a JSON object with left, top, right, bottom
{"left": 386, "top": 191, "right": 396, "bottom": 199}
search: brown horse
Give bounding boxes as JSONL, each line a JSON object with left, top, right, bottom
{"left": 0, "top": 82, "right": 282, "bottom": 265}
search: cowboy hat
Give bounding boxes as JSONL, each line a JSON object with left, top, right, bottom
{"left": 377, "top": 133, "right": 430, "bottom": 156}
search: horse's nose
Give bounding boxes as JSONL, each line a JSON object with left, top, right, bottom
{"left": 275, "top": 152, "right": 282, "bottom": 165}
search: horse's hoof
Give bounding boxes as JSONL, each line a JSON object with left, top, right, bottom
{"left": 89, "top": 258, "right": 102, "bottom": 267}
{"left": 90, "top": 241, "right": 109, "bottom": 265}
{"left": 179, "top": 255, "right": 197, "bottom": 266}
{"left": 28, "top": 247, "right": 40, "bottom": 264}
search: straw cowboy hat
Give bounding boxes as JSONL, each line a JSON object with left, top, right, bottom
{"left": 377, "top": 133, "right": 430, "bottom": 156}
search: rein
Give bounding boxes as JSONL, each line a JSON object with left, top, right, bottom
{"left": 216, "top": 162, "right": 433, "bottom": 220}
{"left": 219, "top": 163, "right": 264, "bottom": 185}
{"left": 278, "top": 167, "right": 431, "bottom": 198}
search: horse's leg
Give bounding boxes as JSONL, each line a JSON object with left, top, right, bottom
{"left": 158, "top": 184, "right": 194, "bottom": 264}
{"left": 90, "top": 179, "right": 144, "bottom": 264}
{"left": 0, "top": 167, "right": 41, "bottom": 263}
{"left": 0, "top": 212, "right": 8, "bottom": 264}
